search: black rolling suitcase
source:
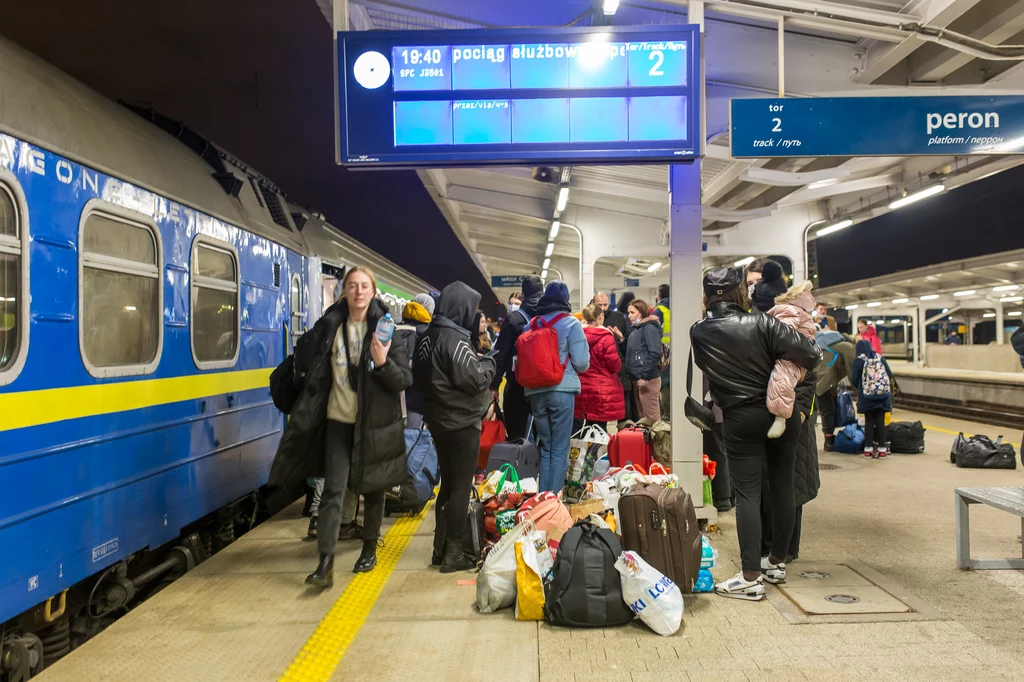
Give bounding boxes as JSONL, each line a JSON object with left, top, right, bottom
{"left": 887, "top": 421, "right": 925, "bottom": 454}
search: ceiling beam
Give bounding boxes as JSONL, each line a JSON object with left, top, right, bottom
{"left": 911, "top": 0, "right": 1024, "bottom": 82}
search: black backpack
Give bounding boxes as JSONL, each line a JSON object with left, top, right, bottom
{"left": 544, "top": 523, "right": 634, "bottom": 628}
{"left": 950, "top": 433, "right": 1017, "bottom": 469}
{"left": 887, "top": 421, "right": 925, "bottom": 454}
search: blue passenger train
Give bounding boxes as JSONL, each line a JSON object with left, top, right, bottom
{"left": 0, "top": 35, "right": 434, "bottom": 672}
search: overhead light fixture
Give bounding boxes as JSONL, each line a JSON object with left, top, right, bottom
{"left": 1010, "top": 311, "right": 1022, "bottom": 317}
{"left": 866, "top": 302, "right": 881, "bottom": 307}
{"left": 647, "top": 262, "right": 663, "bottom": 273}
{"left": 541, "top": 269, "right": 548, "bottom": 280}
{"left": 875, "top": 320, "right": 885, "bottom": 325}
{"left": 542, "top": 258, "right": 550, "bottom": 270}
{"left": 733, "top": 256, "right": 755, "bottom": 267}
{"left": 892, "top": 298, "right": 909, "bottom": 304}
{"left": 889, "top": 184, "right": 945, "bottom": 210}
{"left": 942, "top": 308, "right": 949, "bottom": 313}
{"left": 889, "top": 319, "right": 902, "bottom": 323}
{"left": 556, "top": 186, "right": 569, "bottom": 212}
{"left": 816, "top": 219, "right": 853, "bottom": 237}
{"left": 124, "top": 306, "right": 137, "bottom": 312}
{"left": 983, "top": 313, "right": 996, "bottom": 318}
{"left": 1001, "top": 296, "right": 1024, "bottom": 303}
{"left": 845, "top": 304, "right": 859, "bottom": 310}
{"left": 920, "top": 294, "right": 939, "bottom": 301}
{"left": 993, "top": 285, "right": 1019, "bottom": 292}
{"left": 549, "top": 221, "right": 560, "bottom": 240}
{"left": 807, "top": 178, "right": 839, "bottom": 190}
{"left": 954, "top": 290, "right": 975, "bottom": 297}
{"left": 545, "top": 242, "right": 554, "bottom": 257}
{"left": 602, "top": 0, "right": 620, "bottom": 14}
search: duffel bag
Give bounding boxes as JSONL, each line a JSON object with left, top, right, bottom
{"left": 544, "top": 523, "right": 635, "bottom": 628}
{"left": 835, "top": 424, "right": 864, "bottom": 454}
{"left": 951, "top": 433, "right": 1017, "bottom": 469}
{"left": 887, "top": 421, "right": 925, "bottom": 454}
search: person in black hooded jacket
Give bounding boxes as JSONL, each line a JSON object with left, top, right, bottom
{"left": 414, "top": 281, "right": 496, "bottom": 572}
{"left": 268, "top": 267, "right": 411, "bottom": 588}
{"left": 489, "top": 275, "right": 544, "bottom": 439}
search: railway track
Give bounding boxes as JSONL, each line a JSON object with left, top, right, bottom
{"left": 894, "top": 394, "right": 1024, "bottom": 431}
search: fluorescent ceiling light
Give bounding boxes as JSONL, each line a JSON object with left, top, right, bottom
{"left": 993, "top": 285, "right": 1019, "bottom": 292}
{"left": 647, "top": 262, "right": 663, "bottom": 272}
{"left": 602, "top": 0, "right": 619, "bottom": 14}
{"left": 124, "top": 306, "right": 137, "bottom": 311}
{"left": 549, "top": 221, "right": 560, "bottom": 240}
{"left": 845, "top": 304, "right": 859, "bottom": 310}
{"left": 875, "top": 320, "right": 885, "bottom": 325}
{"left": 545, "top": 242, "right": 554, "bottom": 257}
{"left": 942, "top": 308, "right": 949, "bottom": 313}
{"left": 1010, "top": 311, "right": 1022, "bottom": 317}
{"left": 920, "top": 294, "right": 939, "bottom": 301}
{"left": 983, "top": 313, "right": 996, "bottom": 318}
{"left": 889, "top": 184, "right": 945, "bottom": 210}
{"left": 866, "top": 302, "right": 881, "bottom": 307}
{"left": 541, "top": 269, "right": 548, "bottom": 280}
{"left": 807, "top": 178, "right": 839, "bottom": 190}
{"left": 1001, "top": 296, "right": 1024, "bottom": 303}
{"left": 892, "top": 298, "right": 909, "bottom": 304}
{"left": 816, "top": 219, "right": 853, "bottom": 237}
{"left": 556, "top": 186, "right": 569, "bottom": 212}
{"left": 733, "top": 256, "right": 754, "bottom": 267}
{"left": 954, "top": 290, "right": 975, "bottom": 297}
{"left": 889, "top": 319, "right": 902, "bottom": 323}
{"left": 542, "top": 258, "right": 550, "bottom": 270}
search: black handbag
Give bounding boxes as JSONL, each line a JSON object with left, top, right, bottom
{"left": 951, "top": 433, "right": 1017, "bottom": 469}
{"left": 462, "top": 487, "right": 486, "bottom": 562}
{"left": 684, "top": 350, "right": 714, "bottom": 431}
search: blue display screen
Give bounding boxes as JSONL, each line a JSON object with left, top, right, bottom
{"left": 338, "top": 25, "right": 700, "bottom": 168}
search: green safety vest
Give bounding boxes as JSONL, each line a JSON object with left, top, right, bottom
{"left": 656, "top": 305, "right": 670, "bottom": 345}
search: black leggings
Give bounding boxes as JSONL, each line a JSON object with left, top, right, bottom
{"left": 722, "top": 402, "right": 800, "bottom": 574}
{"left": 319, "top": 421, "right": 385, "bottom": 556}
{"left": 819, "top": 388, "right": 836, "bottom": 436}
{"left": 432, "top": 425, "right": 481, "bottom": 547}
{"left": 863, "top": 408, "right": 886, "bottom": 447}
{"left": 502, "top": 380, "right": 531, "bottom": 441}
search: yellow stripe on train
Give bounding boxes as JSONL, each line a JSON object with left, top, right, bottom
{"left": 0, "top": 368, "right": 273, "bottom": 433}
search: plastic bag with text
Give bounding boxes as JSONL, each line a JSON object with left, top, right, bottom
{"left": 514, "top": 528, "right": 552, "bottom": 621}
{"left": 476, "top": 522, "right": 529, "bottom": 613}
{"left": 614, "top": 551, "right": 684, "bottom": 636}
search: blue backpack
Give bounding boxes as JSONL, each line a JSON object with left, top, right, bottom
{"left": 385, "top": 425, "right": 439, "bottom": 516}
{"left": 835, "top": 424, "right": 865, "bottom": 454}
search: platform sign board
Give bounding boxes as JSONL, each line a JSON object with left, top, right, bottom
{"left": 624, "top": 277, "right": 641, "bottom": 287}
{"left": 492, "top": 275, "right": 526, "bottom": 288}
{"left": 337, "top": 25, "right": 701, "bottom": 168}
{"left": 730, "top": 96, "right": 1024, "bottom": 158}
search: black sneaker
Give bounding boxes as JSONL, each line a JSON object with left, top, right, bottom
{"left": 338, "top": 522, "right": 363, "bottom": 541}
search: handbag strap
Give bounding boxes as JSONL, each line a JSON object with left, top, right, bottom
{"left": 497, "top": 463, "right": 521, "bottom": 492}
{"left": 687, "top": 349, "right": 696, "bottom": 398}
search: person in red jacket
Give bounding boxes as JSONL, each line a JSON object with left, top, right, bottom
{"left": 856, "top": 319, "right": 884, "bottom": 355}
{"left": 573, "top": 303, "right": 626, "bottom": 432}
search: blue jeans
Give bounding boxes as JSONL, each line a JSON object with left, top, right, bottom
{"left": 529, "top": 391, "right": 576, "bottom": 493}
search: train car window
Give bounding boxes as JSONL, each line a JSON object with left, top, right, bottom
{"left": 191, "top": 238, "right": 239, "bottom": 369}
{"left": 0, "top": 182, "right": 24, "bottom": 379}
{"left": 80, "top": 206, "right": 162, "bottom": 377}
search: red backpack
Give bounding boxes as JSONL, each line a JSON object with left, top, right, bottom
{"left": 514, "top": 313, "right": 569, "bottom": 389}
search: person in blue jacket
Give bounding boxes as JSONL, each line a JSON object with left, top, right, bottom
{"left": 850, "top": 339, "right": 894, "bottom": 459}
{"left": 523, "top": 281, "right": 590, "bottom": 492}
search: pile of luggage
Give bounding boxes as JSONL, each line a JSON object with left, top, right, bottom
{"left": 467, "top": 424, "right": 716, "bottom": 637}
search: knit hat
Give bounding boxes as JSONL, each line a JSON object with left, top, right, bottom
{"left": 543, "top": 280, "right": 570, "bottom": 303}
{"left": 412, "top": 293, "right": 435, "bottom": 317}
{"left": 751, "top": 261, "right": 787, "bottom": 312}
{"left": 402, "top": 301, "right": 432, "bottom": 324}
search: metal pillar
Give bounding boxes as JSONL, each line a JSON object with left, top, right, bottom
{"left": 997, "top": 300, "right": 1005, "bottom": 345}
{"left": 668, "top": 162, "right": 708, "bottom": 519}
{"left": 917, "top": 303, "right": 926, "bottom": 367}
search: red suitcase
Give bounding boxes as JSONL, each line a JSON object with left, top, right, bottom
{"left": 607, "top": 426, "right": 653, "bottom": 469}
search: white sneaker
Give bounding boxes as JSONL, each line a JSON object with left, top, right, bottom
{"left": 714, "top": 572, "right": 765, "bottom": 601}
{"left": 760, "top": 556, "right": 786, "bottom": 584}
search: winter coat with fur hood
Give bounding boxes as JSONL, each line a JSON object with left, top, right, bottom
{"left": 765, "top": 283, "right": 818, "bottom": 419}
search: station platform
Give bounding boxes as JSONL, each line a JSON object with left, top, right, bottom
{"left": 35, "top": 410, "right": 1024, "bottom": 682}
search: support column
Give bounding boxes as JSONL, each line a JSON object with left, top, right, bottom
{"left": 917, "top": 303, "right": 926, "bottom": 367}
{"left": 997, "top": 301, "right": 1005, "bottom": 345}
{"left": 668, "top": 162, "right": 707, "bottom": 518}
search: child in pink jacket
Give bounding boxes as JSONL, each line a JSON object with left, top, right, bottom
{"left": 764, "top": 281, "right": 818, "bottom": 438}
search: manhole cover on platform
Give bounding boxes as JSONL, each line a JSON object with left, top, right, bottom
{"left": 798, "top": 571, "right": 831, "bottom": 580}
{"left": 826, "top": 594, "right": 860, "bottom": 604}
{"left": 819, "top": 463, "right": 840, "bottom": 471}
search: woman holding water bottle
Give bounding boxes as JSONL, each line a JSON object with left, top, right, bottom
{"left": 277, "top": 266, "right": 411, "bottom": 588}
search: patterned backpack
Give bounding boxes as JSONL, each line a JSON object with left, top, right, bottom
{"left": 860, "top": 355, "right": 891, "bottom": 397}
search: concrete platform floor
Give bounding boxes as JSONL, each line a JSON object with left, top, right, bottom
{"left": 36, "top": 410, "right": 1024, "bottom": 682}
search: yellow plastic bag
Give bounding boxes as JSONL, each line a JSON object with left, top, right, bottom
{"left": 884, "top": 412, "right": 892, "bottom": 426}
{"left": 514, "top": 529, "right": 551, "bottom": 621}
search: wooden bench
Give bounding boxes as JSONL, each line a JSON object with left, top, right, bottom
{"left": 955, "top": 487, "right": 1024, "bottom": 570}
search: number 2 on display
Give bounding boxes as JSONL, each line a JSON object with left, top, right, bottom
{"left": 649, "top": 50, "right": 664, "bottom": 76}
{"left": 772, "top": 118, "right": 782, "bottom": 132}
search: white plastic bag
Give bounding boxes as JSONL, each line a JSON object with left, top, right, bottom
{"left": 614, "top": 551, "right": 684, "bottom": 636}
{"left": 477, "top": 522, "right": 528, "bottom": 613}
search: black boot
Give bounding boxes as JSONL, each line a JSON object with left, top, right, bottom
{"left": 431, "top": 510, "right": 446, "bottom": 567}
{"left": 306, "top": 554, "right": 334, "bottom": 588}
{"left": 354, "top": 540, "right": 378, "bottom": 574}
{"left": 824, "top": 434, "right": 836, "bottom": 452}
{"left": 439, "top": 540, "right": 475, "bottom": 574}
{"left": 307, "top": 516, "right": 318, "bottom": 539}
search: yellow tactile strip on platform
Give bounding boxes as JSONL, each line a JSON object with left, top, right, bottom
{"left": 279, "top": 507, "right": 431, "bottom": 682}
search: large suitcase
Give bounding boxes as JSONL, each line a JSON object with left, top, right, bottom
{"left": 607, "top": 426, "right": 653, "bottom": 469}
{"left": 485, "top": 438, "right": 541, "bottom": 479}
{"left": 887, "top": 421, "right": 925, "bottom": 454}
{"left": 618, "top": 483, "right": 701, "bottom": 593}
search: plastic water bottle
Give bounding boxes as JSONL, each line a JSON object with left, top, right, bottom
{"left": 375, "top": 312, "right": 395, "bottom": 344}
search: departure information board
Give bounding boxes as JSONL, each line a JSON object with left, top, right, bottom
{"left": 337, "top": 25, "right": 700, "bottom": 168}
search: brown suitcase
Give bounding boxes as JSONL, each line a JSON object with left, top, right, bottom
{"left": 618, "top": 483, "right": 702, "bottom": 593}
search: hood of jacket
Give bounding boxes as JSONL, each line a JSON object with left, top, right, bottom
{"left": 775, "top": 282, "right": 815, "bottom": 313}
{"left": 402, "top": 301, "right": 432, "bottom": 325}
{"left": 437, "top": 281, "right": 480, "bottom": 332}
{"left": 634, "top": 315, "right": 662, "bottom": 329}
{"left": 519, "top": 291, "right": 543, "bottom": 317}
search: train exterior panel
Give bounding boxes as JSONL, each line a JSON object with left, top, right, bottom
{"left": 0, "top": 134, "right": 290, "bottom": 623}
